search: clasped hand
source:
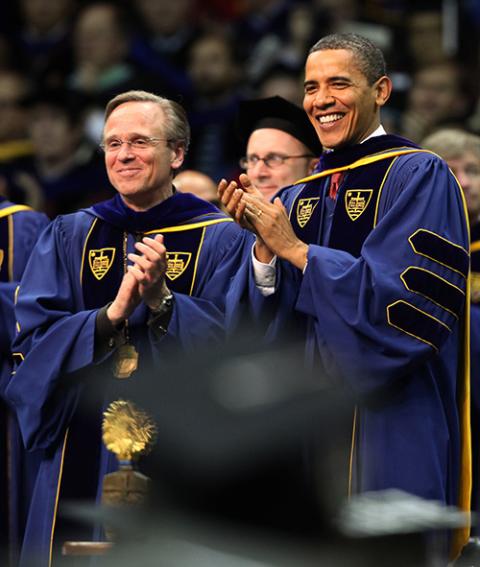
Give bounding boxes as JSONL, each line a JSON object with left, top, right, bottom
{"left": 218, "top": 173, "right": 308, "bottom": 269}
{"left": 107, "top": 234, "right": 169, "bottom": 326}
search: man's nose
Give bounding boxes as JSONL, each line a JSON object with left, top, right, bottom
{"left": 117, "top": 141, "right": 135, "bottom": 160}
{"left": 313, "top": 87, "right": 335, "bottom": 109}
{"left": 250, "top": 159, "right": 270, "bottom": 174}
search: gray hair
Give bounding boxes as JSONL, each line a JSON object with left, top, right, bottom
{"left": 422, "top": 128, "right": 480, "bottom": 160}
{"left": 309, "top": 33, "right": 386, "bottom": 85}
{"left": 104, "top": 90, "right": 191, "bottom": 152}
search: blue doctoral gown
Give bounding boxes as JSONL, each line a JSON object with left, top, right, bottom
{"left": 5, "top": 191, "right": 243, "bottom": 566}
{"left": 227, "top": 135, "right": 471, "bottom": 557}
{"left": 0, "top": 198, "right": 49, "bottom": 564}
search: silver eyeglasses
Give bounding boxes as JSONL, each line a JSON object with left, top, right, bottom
{"left": 99, "top": 136, "right": 170, "bottom": 152}
{"left": 239, "top": 153, "right": 314, "bottom": 169}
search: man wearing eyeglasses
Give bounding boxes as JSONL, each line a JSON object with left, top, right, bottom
{"left": 237, "top": 96, "right": 321, "bottom": 201}
{"left": 7, "top": 90, "right": 243, "bottom": 566}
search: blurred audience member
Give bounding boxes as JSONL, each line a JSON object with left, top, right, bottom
{"left": 2, "top": 89, "right": 113, "bottom": 217}
{"left": 236, "top": 96, "right": 321, "bottom": 201}
{"left": 13, "top": 0, "right": 76, "bottom": 87}
{"left": 255, "top": 64, "right": 304, "bottom": 107}
{"left": 246, "top": 2, "right": 330, "bottom": 86}
{"left": 175, "top": 169, "right": 222, "bottom": 207}
{"left": 405, "top": 7, "right": 446, "bottom": 69}
{"left": 399, "top": 60, "right": 473, "bottom": 143}
{"left": 232, "top": 0, "right": 293, "bottom": 64}
{"left": 0, "top": 71, "right": 32, "bottom": 176}
{"left": 68, "top": 2, "right": 156, "bottom": 145}
{"left": 128, "top": 0, "right": 201, "bottom": 101}
{"left": 185, "top": 32, "right": 246, "bottom": 181}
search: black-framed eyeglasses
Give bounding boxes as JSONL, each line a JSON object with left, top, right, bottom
{"left": 239, "top": 153, "right": 315, "bottom": 170}
{"left": 99, "top": 136, "right": 170, "bottom": 153}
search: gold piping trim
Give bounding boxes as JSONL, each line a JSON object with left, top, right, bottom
{"left": 294, "top": 149, "right": 433, "bottom": 184}
{"left": 373, "top": 156, "right": 399, "bottom": 227}
{"left": 11, "top": 351, "right": 24, "bottom": 375}
{"left": 449, "top": 168, "right": 472, "bottom": 560}
{"left": 144, "top": 218, "right": 233, "bottom": 234}
{"left": 386, "top": 299, "right": 452, "bottom": 352}
{"left": 0, "top": 204, "right": 32, "bottom": 219}
{"left": 8, "top": 215, "right": 13, "bottom": 281}
{"left": 408, "top": 228, "right": 469, "bottom": 278}
{"left": 400, "top": 266, "right": 465, "bottom": 320}
{"left": 189, "top": 227, "right": 206, "bottom": 295}
{"left": 348, "top": 407, "right": 357, "bottom": 499}
{"left": 49, "top": 429, "right": 69, "bottom": 567}
{"left": 80, "top": 218, "right": 98, "bottom": 287}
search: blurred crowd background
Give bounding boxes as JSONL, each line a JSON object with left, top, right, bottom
{"left": 0, "top": 0, "right": 479, "bottom": 219}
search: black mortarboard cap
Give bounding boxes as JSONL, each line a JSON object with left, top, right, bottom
{"left": 237, "top": 95, "right": 322, "bottom": 156}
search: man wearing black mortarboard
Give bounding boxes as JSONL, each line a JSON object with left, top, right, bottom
{"left": 237, "top": 96, "right": 321, "bottom": 201}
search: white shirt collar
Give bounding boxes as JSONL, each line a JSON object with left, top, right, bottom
{"left": 324, "top": 125, "right": 387, "bottom": 153}
{"left": 361, "top": 124, "right": 387, "bottom": 143}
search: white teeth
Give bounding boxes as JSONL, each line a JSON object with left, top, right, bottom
{"left": 319, "top": 114, "right": 343, "bottom": 124}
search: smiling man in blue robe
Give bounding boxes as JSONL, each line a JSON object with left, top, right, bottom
{"left": 6, "top": 90, "right": 243, "bottom": 566}
{"left": 220, "top": 33, "right": 471, "bottom": 560}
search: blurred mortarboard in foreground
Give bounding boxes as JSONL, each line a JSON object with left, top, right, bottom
{"left": 237, "top": 96, "right": 322, "bottom": 156}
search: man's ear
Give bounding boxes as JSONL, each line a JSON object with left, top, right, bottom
{"left": 374, "top": 76, "right": 392, "bottom": 107}
{"left": 171, "top": 145, "right": 185, "bottom": 171}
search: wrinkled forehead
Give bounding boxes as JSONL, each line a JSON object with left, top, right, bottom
{"left": 104, "top": 101, "right": 165, "bottom": 136}
{"left": 247, "top": 128, "right": 308, "bottom": 154}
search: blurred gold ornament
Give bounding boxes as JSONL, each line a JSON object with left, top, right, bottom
{"left": 102, "top": 400, "right": 157, "bottom": 462}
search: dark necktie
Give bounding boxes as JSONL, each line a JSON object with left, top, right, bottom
{"left": 329, "top": 171, "right": 344, "bottom": 200}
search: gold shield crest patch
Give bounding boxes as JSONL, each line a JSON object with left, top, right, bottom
{"left": 166, "top": 252, "right": 192, "bottom": 281}
{"left": 345, "top": 190, "right": 373, "bottom": 221}
{"left": 89, "top": 248, "right": 116, "bottom": 280}
{"left": 0, "top": 249, "right": 3, "bottom": 270}
{"left": 296, "top": 198, "right": 319, "bottom": 228}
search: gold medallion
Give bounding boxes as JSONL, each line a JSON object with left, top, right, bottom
{"left": 113, "top": 344, "right": 139, "bottom": 379}
{"left": 102, "top": 399, "right": 157, "bottom": 461}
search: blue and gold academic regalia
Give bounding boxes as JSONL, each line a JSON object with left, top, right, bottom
{"left": 5, "top": 191, "right": 244, "bottom": 567}
{"left": 0, "top": 197, "right": 49, "bottom": 564}
{"left": 226, "top": 134, "right": 471, "bottom": 558}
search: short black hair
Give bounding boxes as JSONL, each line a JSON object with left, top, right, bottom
{"left": 309, "top": 33, "right": 386, "bottom": 85}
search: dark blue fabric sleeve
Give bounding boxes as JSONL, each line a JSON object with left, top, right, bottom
{"left": 155, "top": 221, "right": 245, "bottom": 349}
{"left": 6, "top": 218, "right": 98, "bottom": 450}
{"left": 296, "top": 154, "right": 469, "bottom": 394}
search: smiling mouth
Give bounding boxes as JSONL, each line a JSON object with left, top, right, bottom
{"left": 317, "top": 113, "right": 344, "bottom": 125}
{"left": 117, "top": 168, "right": 141, "bottom": 176}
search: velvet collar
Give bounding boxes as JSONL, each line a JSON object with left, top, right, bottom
{"left": 317, "top": 134, "right": 420, "bottom": 172}
{"left": 91, "top": 191, "right": 224, "bottom": 233}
